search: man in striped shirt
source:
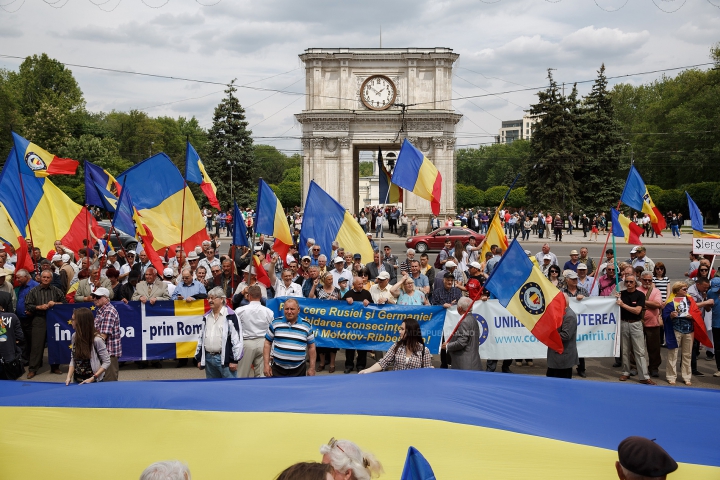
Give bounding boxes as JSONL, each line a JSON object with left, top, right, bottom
{"left": 263, "top": 298, "right": 316, "bottom": 377}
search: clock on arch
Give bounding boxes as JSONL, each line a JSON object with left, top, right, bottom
{"left": 360, "top": 75, "right": 397, "bottom": 111}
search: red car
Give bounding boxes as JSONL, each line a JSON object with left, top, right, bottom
{"left": 405, "top": 227, "right": 484, "bottom": 253}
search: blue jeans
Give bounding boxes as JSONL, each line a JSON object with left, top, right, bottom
{"left": 376, "top": 224, "right": 384, "bottom": 238}
{"left": 204, "top": 352, "right": 237, "bottom": 379}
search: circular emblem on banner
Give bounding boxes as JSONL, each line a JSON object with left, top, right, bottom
{"left": 519, "top": 282, "right": 546, "bottom": 315}
{"left": 472, "top": 313, "right": 489, "bottom": 346}
{"left": 25, "top": 152, "right": 47, "bottom": 172}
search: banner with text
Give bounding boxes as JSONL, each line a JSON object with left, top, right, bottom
{"left": 47, "top": 300, "right": 208, "bottom": 364}
{"left": 443, "top": 297, "right": 620, "bottom": 359}
{"left": 265, "top": 297, "right": 446, "bottom": 353}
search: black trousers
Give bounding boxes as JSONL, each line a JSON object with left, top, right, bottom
{"left": 345, "top": 349, "right": 367, "bottom": 370}
{"left": 272, "top": 362, "right": 307, "bottom": 377}
{"left": 486, "top": 359, "right": 512, "bottom": 372}
{"left": 713, "top": 328, "right": 720, "bottom": 371}
{"left": 547, "top": 367, "right": 573, "bottom": 379}
{"left": 20, "top": 317, "right": 32, "bottom": 363}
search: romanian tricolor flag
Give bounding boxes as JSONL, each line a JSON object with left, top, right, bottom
{"left": 117, "top": 153, "right": 209, "bottom": 257}
{"left": 484, "top": 239, "right": 566, "bottom": 353}
{"left": 480, "top": 211, "right": 508, "bottom": 262}
{"left": 378, "top": 148, "right": 402, "bottom": 204}
{"left": 620, "top": 165, "right": 666, "bottom": 235}
{"left": 143, "top": 299, "right": 209, "bottom": 360}
{"left": 255, "top": 179, "right": 293, "bottom": 263}
{"left": 251, "top": 253, "right": 271, "bottom": 288}
{"left": 232, "top": 202, "right": 250, "bottom": 248}
{"left": 185, "top": 142, "right": 220, "bottom": 210}
{"left": 0, "top": 209, "right": 33, "bottom": 273}
{"left": 3, "top": 369, "right": 718, "bottom": 478}
{"left": 0, "top": 148, "right": 103, "bottom": 257}
{"left": 662, "top": 294, "right": 712, "bottom": 349}
{"left": 392, "top": 139, "right": 442, "bottom": 215}
{"left": 298, "top": 181, "right": 374, "bottom": 264}
{"left": 132, "top": 207, "right": 165, "bottom": 274}
{"left": 611, "top": 208, "right": 644, "bottom": 245}
{"left": 686, "top": 192, "right": 720, "bottom": 239}
{"left": 84, "top": 160, "right": 121, "bottom": 212}
{"left": 12, "top": 131, "right": 79, "bottom": 177}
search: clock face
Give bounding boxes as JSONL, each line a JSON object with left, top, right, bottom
{"left": 360, "top": 75, "right": 397, "bottom": 111}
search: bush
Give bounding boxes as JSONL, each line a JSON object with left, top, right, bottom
{"left": 484, "top": 185, "right": 508, "bottom": 207}
{"left": 507, "top": 186, "right": 527, "bottom": 208}
{"left": 456, "top": 184, "right": 485, "bottom": 209}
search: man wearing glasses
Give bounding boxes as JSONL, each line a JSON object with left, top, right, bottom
{"left": 616, "top": 275, "right": 655, "bottom": 384}
{"left": 632, "top": 246, "right": 655, "bottom": 273}
{"left": 310, "top": 246, "right": 322, "bottom": 266}
{"left": 638, "top": 271, "right": 664, "bottom": 378}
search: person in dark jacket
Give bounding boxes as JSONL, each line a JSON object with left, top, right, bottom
{"left": 546, "top": 296, "right": 578, "bottom": 379}
{"left": 0, "top": 311, "right": 24, "bottom": 379}
{"left": 444, "top": 297, "right": 482, "bottom": 371}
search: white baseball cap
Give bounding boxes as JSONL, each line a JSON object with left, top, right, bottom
{"left": 333, "top": 257, "right": 345, "bottom": 264}
{"left": 469, "top": 261, "right": 482, "bottom": 270}
{"left": 445, "top": 261, "right": 457, "bottom": 268}
{"left": 163, "top": 267, "right": 174, "bottom": 278}
{"left": 377, "top": 271, "right": 391, "bottom": 280}
{"left": 61, "top": 254, "right": 70, "bottom": 263}
{"left": 92, "top": 287, "right": 111, "bottom": 298}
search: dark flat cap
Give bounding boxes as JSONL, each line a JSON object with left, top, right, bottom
{"left": 618, "top": 436, "right": 678, "bottom": 477}
{"left": 443, "top": 272, "right": 455, "bottom": 279}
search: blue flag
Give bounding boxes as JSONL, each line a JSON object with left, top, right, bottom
{"left": 84, "top": 160, "right": 121, "bottom": 211}
{"left": 232, "top": 202, "right": 249, "bottom": 247}
{"left": 400, "top": 446, "right": 436, "bottom": 480}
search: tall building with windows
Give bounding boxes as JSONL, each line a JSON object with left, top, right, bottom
{"left": 497, "top": 114, "right": 538, "bottom": 144}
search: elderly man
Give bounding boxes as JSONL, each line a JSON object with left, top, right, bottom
{"left": 233, "top": 265, "right": 268, "bottom": 307}
{"left": 92, "top": 287, "right": 121, "bottom": 381}
{"left": 235, "top": 285, "right": 274, "bottom": 378}
{"left": 119, "top": 250, "right": 139, "bottom": 284}
{"left": 0, "top": 269, "right": 16, "bottom": 310}
{"left": 369, "top": 271, "right": 395, "bottom": 305}
{"left": 57, "top": 253, "right": 76, "bottom": 294}
{"left": 615, "top": 436, "right": 678, "bottom": 480}
{"left": 576, "top": 263, "right": 598, "bottom": 297}
{"left": 301, "top": 265, "right": 321, "bottom": 298}
{"left": 632, "top": 246, "right": 655, "bottom": 273}
{"left": 211, "top": 258, "right": 241, "bottom": 299}
{"left": 343, "top": 277, "right": 374, "bottom": 374}
{"left": 132, "top": 267, "right": 170, "bottom": 305}
{"left": 617, "top": 275, "right": 654, "bottom": 384}
{"left": 137, "top": 250, "right": 153, "bottom": 277}
{"left": 484, "top": 247, "right": 502, "bottom": 277}
{"left": 433, "top": 271, "right": 464, "bottom": 369}
{"left": 269, "top": 255, "right": 303, "bottom": 297}
{"left": 638, "top": 271, "right": 664, "bottom": 378}
{"left": 263, "top": 297, "right": 315, "bottom": 377}
{"left": 563, "top": 250, "right": 581, "bottom": 272}
{"left": 316, "top": 254, "right": 328, "bottom": 274}
{"left": 75, "top": 267, "right": 114, "bottom": 302}
{"left": 172, "top": 267, "right": 207, "bottom": 302}
{"left": 578, "top": 247, "right": 597, "bottom": 276}
{"left": 561, "top": 270, "right": 588, "bottom": 377}
{"left": 546, "top": 295, "right": 579, "bottom": 379}
{"left": 15, "top": 269, "right": 38, "bottom": 364}
{"left": 330, "top": 256, "right": 352, "bottom": 288}
{"left": 24, "top": 270, "right": 66, "bottom": 378}
{"left": 535, "top": 243, "right": 558, "bottom": 266}
{"left": 198, "top": 247, "right": 220, "bottom": 275}
{"left": 195, "top": 286, "right": 243, "bottom": 379}
{"left": 435, "top": 260, "right": 465, "bottom": 291}
{"left": 399, "top": 248, "right": 416, "bottom": 275}
{"left": 366, "top": 250, "right": 395, "bottom": 283}
{"left": 162, "top": 268, "right": 177, "bottom": 297}
{"left": 444, "top": 297, "right": 482, "bottom": 371}
{"left": 309, "top": 244, "right": 322, "bottom": 266}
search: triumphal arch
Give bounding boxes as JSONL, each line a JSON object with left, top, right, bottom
{"left": 295, "top": 48, "right": 462, "bottom": 230}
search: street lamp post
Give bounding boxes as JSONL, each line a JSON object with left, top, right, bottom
{"left": 227, "top": 159, "right": 236, "bottom": 204}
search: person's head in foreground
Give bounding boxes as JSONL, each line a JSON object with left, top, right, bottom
{"left": 319, "top": 437, "right": 384, "bottom": 480}
{"left": 615, "top": 436, "right": 677, "bottom": 480}
{"left": 139, "top": 460, "right": 191, "bottom": 480}
{"left": 276, "top": 462, "right": 333, "bottom": 480}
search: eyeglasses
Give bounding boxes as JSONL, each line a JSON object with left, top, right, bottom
{"left": 680, "top": 287, "right": 688, "bottom": 291}
{"left": 699, "top": 268, "right": 709, "bottom": 271}
{"left": 625, "top": 281, "right": 636, "bottom": 285}
{"left": 211, "top": 269, "right": 221, "bottom": 273}
{"left": 312, "top": 248, "right": 320, "bottom": 251}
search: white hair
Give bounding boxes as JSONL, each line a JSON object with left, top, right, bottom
{"left": 406, "top": 248, "right": 415, "bottom": 255}
{"left": 307, "top": 238, "right": 315, "bottom": 246}
{"left": 332, "top": 241, "right": 339, "bottom": 248}
{"left": 319, "top": 439, "right": 384, "bottom": 480}
{"left": 139, "top": 460, "right": 191, "bottom": 480}
{"left": 318, "top": 254, "right": 327, "bottom": 261}
{"left": 207, "top": 286, "right": 226, "bottom": 299}
{"left": 457, "top": 296, "right": 473, "bottom": 314}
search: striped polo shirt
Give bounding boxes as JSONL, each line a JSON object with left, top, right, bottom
{"left": 265, "top": 317, "right": 315, "bottom": 369}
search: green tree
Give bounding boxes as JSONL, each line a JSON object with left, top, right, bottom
{"left": 507, "top": 186, "right": 527, "bottom": 208}
{"left": 272, "top": 181, "right": 301, "bottom": 208}
{"left": 0, "top": 69, "right": 21, "bottom": 157}
{"left": 456, "top": 141, "right": 529, "bottom": 191}
{"left": 358, "top": 161, "right": 374, "bottom": 177}
{"left": 456, "top": 184, "right": 484, "bottom": 209}
{"left": 685, "top": 182, "right": 720, "bottom": 219}
{"left": 577, "top": 65, "right": 625, "bottom": 212}
{"left": 283, "top": 167, "right": 301, "bottom": 183}
{"left": 525, "top": 70, "right": 581, "bottom": 212}
{"left": 23, "top": 101, "right": 72, "bottom": 152}
{"left": 206, "top": 80, "right": 256, "bottom": 208}
{"left": 484, "top": 185, "right": 508, "bottom": 207}
{"left": 656, "top": 189, "right": 685, "bottom": 215}
{"left": 255, "top": 144, "right": 292, "bottom": 184}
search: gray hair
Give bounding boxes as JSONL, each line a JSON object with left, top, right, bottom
{"left": 457, "top": 296, "right": 473, "bottom": 314}
{"left": 181, "top": 267, "right": 193, "bottom": 276}
{"left": 307, "top": 238, "right": 315, "bottom": 246}
{"left": 331, "top": 241, "right": 339, "bottom": 248}
{"left": 15, "top": 269, "right": 30, "bottom": 278}
{"left": 406, "top": 248, "right": 415, "bottom": 255}
{"left": 318, "top": 439, "right": 383, "bottom": 480}
{"left": 318, "top": 254, "right": 327, "bottom": 261}
{"left": 139, "top": 460, "right": 191, "bottom": 480}
{"left": 640, "top": 270, "right": 653, "bottom": 279}
{"left": 207, "top": 286, "right": 226, "bottom": 299}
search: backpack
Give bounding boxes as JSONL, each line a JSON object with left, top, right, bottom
{"left": 434, "top": 248, "right": 448, "bottom": 269}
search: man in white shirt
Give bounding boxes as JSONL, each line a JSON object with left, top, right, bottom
{"left": 162, "top": 268, "right": 177, "bottom": 297}
{"left": 235, "top": 285, "right": 274, "bottom": 378}
{"left": 195, "top": 286, "right": 243, "bottom": 379}
{"left": 535, "top": 243, "right": 558, "bottom": 267}
{"left": 198, "top": 247, "right": 221, "bottom": 274}
{"left": 369, "top": 271, "right": 396, "bottom": 304}
{"left": 269, "top": 255, "right": 303, "bottom": 297}
{"left": 330, "top": 256, "right": 352, "bottom": 288}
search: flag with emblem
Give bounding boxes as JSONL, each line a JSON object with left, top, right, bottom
{"left": 12, "top": 131, "right": 79, "bottom": 177}
{"left": 483, "top": 239, "right": 566, "bottom": 353}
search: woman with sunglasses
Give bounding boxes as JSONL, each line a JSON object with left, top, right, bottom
{"left": 359, "top": 317, "right": 433, "bottom": 374}
{"left": 662, "top": 282, "right": 699, "bottom": 385}
{"left": 65, "top": 307, "right": 110, "bottom": 385}
{"left": 546, "top": 265, "right": 564, "bottom": 289}
{"left": 652, "top": 263, "right": 670, "bottom": 303}
{"left": 390, "top": 275, "right": 429, "bottom": 305}
{"left": 319, "top": 437, "right": 383, "bottom": 480}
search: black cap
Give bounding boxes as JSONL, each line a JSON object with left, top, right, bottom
{"left": 618, "top": 436, "right": 678, "bottom": 477}
{"left": 443, "top": 272, "right": 455, "bottom": 279}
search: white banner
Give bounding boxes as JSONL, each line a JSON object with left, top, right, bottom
{"left": 693, "top": 236, "right": 720, "bottom": 255}
{"left": 443, "top": 297, "right": 621, "bottom": 360}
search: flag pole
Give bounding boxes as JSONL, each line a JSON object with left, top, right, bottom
{"left": 376, "top": 148, "right": 392, "bottom": 257}
{"left": 180, "top": 139, "right": 189, "bottom": 261}
{"left": 589, "top": 200, "right": 622, "bottom": 295}
{"left": 109, "top": 177, "right": 129, "bottom": 259}
{"left": 15, "top": 156, "right": 36, "bottom": 263}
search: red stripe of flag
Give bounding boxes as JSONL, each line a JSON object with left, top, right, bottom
{"left": 46, "top": 157, "right": 79, "bottom": 176}
{"left": 530, "top": 293, "right": 567, "bottom": 354}
{"left": 431, "top": 172, "right": 442, "bottom": 216}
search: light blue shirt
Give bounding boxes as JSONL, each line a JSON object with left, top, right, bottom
{"left": 171, "top": 280, "right": 207, "bottom": 300}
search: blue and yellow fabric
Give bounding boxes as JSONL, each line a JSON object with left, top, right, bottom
{"left": 0, "top": 370, "right": 717, "bottom": 479}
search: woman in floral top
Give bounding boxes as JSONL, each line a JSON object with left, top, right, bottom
{"left": 390, "top": 275, "right": 429, "bottom": 306}
{"left": 359, "top": 318, "right": 432, "bottom": 373}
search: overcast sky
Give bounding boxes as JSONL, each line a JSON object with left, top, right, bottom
{"left": 1, "top": 0, "right": 718, "bottom": 156}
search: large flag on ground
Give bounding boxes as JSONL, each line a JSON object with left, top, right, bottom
{"left": 611, "top": 209, "right": 644, "bottom": 245}
{"left": 662, "top": 295, "right": 712, "bottom": 349}
{"left": 11, "top": 131, "right": 79, "bottom": 177}
{"left": 480, "top": 212, "right": 508, "bottom": 262}
{"left": 84, "top": 160, "right": 121, "bottom": 211}
{"left": 686, "top": 192, "right": 720, "bottom": 239}
{"left": 0, "top": 148, "right": 103, "bottom": 256}
{"left": 117, "top": 153, "right": 209, "bottom": 257}
{"left": 620, "top": 165, "right": 666, "bottom": 235}
{"left": 185, "top": 142, "right": 220, "bottom": 210}
{"left": 484, "top": 239, "right": 566, "bottom": 353}
{"left": 401, "top": 446, "right": 436, "bottom": 480}
{"left": 378, "top": 148, "right": 402, "bottom": 204}
{"left": 255, "top": 179, "right": 293, "bottom": 262}
{"left": 232, "top": 202, "right": 250, "bottom": 247}
{"left": 391, "top": 139, "right": 441, "bottom": 215}
{"left": 298, "top": 181, "right": 374, "bottom": 263}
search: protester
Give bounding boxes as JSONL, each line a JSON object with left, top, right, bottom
{"left": 342, "top": 277, "right": 374, "bottom": 374}
{"left": 263, "top": 298, "right": 315, "bottom": 377}
{"left": 546, "top": 295, "right": 578, "bottom": 379}
{"left": 617, "top": 275, "right": 654, "bottom": 385}
{"left": 319, "top": 438, "right": 384, "bottom": 480}
{"left": 234, "top": 285, "right": 274, "bottom": 377}
{"left": 132, "top": 267, "right": 171, "bottom": 305}
{"left": 65, "top": 307, "right": 110, "bottom": 385}
{"left": 359, "top": 318, "right": 432, "bottom": 373}
{"left": 171, "top": 268, "right": 208, "bottom": 302}
{"left": 276, "top": 462, "right": 333, "bottom": 480}
{"left": 652, "top": 262, "right": 670, "bottom": 302}
{"left": 92, "top": 287, "right": 121, "bottom": 381}
{"left": 195, "top": 287, "right": 242, "bottom": 379}
{"left": 444, "top": 297, "right": 481, "bottom": 371}
{"left": 309, "top": 272, "right": 342, "bottom": 300}
{"left": 14, "top": 269, "right": 37, "bottom": 365}
{"left": 638, "top": 271, "right": 664, "bottom": 378}
{"left": 615, "top": 436, "right": 677, "bottom": 480}
{"left": 24, "top": 270, "right": 66, "bottom": 378}
{"left": 269, "top": 255, "right": 303, "bottom": 297}
{"left": 391, "top": 273, "right": 429, "bottom": 306}
{"left": 0, "top": 308, "right": 24, "bottom": 380}
{"left": 74, "top": 267, "right": 114, "bottom": 302}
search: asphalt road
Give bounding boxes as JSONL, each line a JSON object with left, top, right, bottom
{"left": 21, "top": 229, "right": 720, "bottom": 390}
